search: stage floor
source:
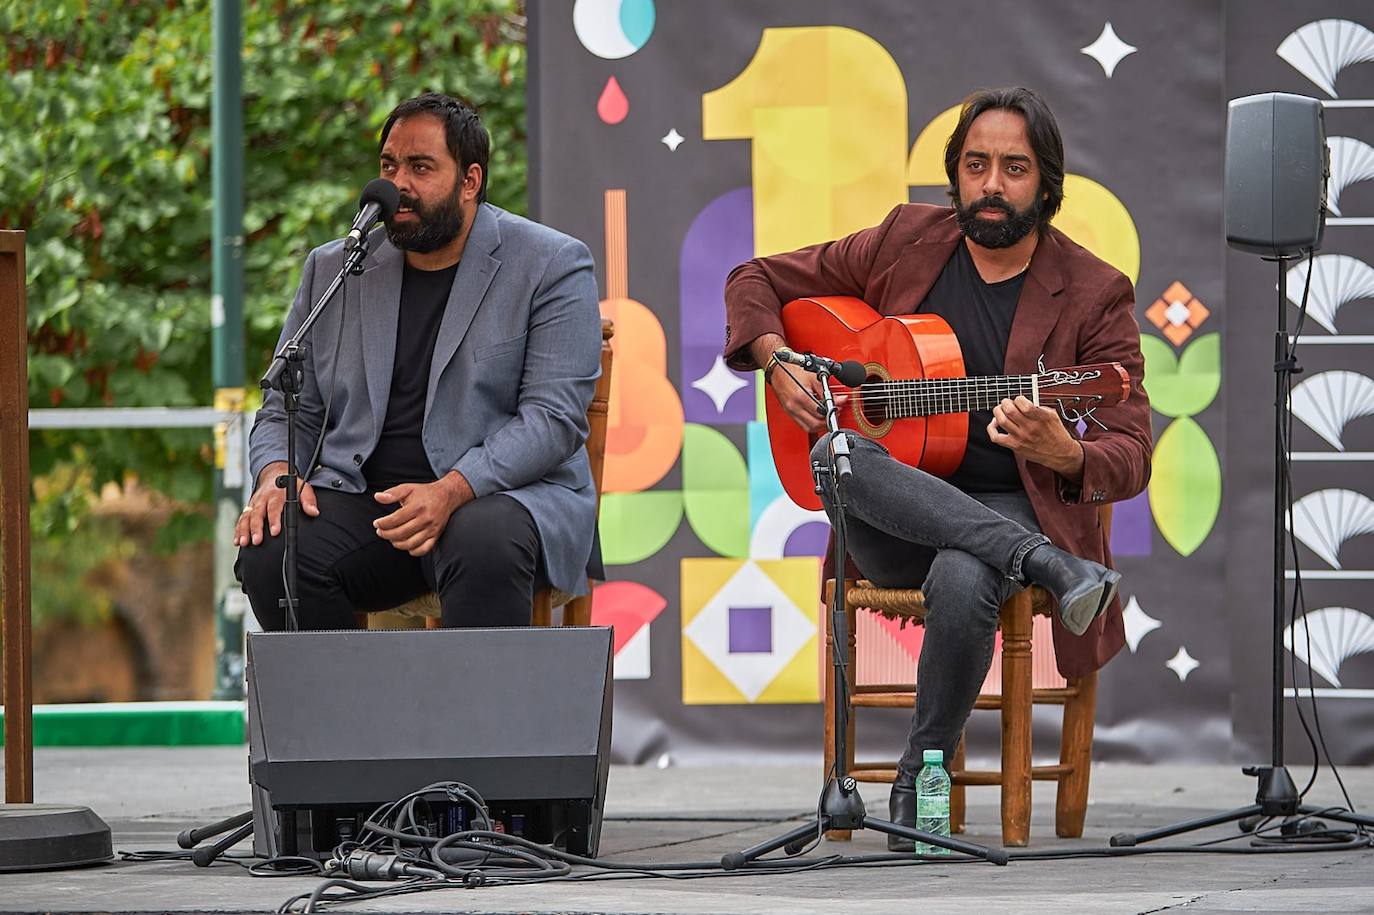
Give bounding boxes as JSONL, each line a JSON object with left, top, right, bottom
{"left": 2, "top": 748, "right": 1372, "bottom": 913}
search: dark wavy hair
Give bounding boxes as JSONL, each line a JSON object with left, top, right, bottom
{"left": 943, "top": 87, "right": 1064, "bottom": 228}
{"left": 379, "top": 92, "right": 491, "bottom": 204}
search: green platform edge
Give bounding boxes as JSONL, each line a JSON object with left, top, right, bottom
{"left": 0, "top": 701, "right": 246, "bottom": 746}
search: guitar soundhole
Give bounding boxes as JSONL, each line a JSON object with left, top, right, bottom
{"left": 852, "top": 364, "right": 896, "bottom": 439}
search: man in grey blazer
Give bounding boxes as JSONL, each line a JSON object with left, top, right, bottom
{"left": 235, "top": 93, "right": 601, "bottom": 631}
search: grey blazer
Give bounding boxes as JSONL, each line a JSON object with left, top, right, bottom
{"left": 249, "top": 203, "right": 602, "bottom": 595}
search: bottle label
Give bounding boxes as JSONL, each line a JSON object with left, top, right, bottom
{"left": 917, "top": 795, "right": 949, "bottom": 819}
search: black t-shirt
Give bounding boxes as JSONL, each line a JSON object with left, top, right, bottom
{"left": 362, "top": 261, "right": 459, "bottom": 489}
{"left": 916, "top": 242, "right": 1026, "bottom": 493}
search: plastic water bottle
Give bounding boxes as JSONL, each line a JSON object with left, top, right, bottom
{"left": 914, "top": 748, "right": 951, "bottom": 855}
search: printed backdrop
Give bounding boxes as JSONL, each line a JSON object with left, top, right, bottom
{"left": 527, "top": 0, "right": 1374, "bottom": 765}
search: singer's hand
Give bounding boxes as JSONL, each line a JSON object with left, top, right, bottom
{"left": 373, "top": 472, "right": 474, "bottom": 557}
{"left": 235, "top": 461, "right": 320, "bottom": 547}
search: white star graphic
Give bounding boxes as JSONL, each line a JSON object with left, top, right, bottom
{"left": 690, "top": 354, "right": 748, "bottom": 413}
{"left": 1081, "top": 23, "right": 1137, "bottom": 78}
{"left": 1166, "top": 646, "right": 1200, "bottom": 682}
{"left": 1122, "top": 595, "right": 1162, "bottom": 653}
{"left": 661, "top": 128, "right": 685, "bottom": 151}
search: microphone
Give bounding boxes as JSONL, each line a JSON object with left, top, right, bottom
{"left": 343, "top": 178, "right": 401, "bottom": 252}
{"left": 773, "top": 348, "right": 866, "bottom": 387}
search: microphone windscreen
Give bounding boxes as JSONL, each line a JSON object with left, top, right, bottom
{"left": 359, "top": 178, "right": 400, "bottom": 219}
{"left": 835, "top": 360, "right": 867, "bottom": 388}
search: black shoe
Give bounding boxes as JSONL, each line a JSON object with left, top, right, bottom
{"left": 886, "top": 782, "right": 916, "bottom": 852}
{"left": 1022, "top": 544, "right": 1122, "bottom": 637}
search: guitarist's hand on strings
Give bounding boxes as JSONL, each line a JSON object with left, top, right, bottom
{"left": 989, "top": 396, "right": 1085, "bottom": 482}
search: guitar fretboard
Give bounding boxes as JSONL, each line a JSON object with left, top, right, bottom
{"left": 861, "top": 375, "right": 1041, "bottom": 418}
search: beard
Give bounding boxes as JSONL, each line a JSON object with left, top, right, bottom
{"left": 954, "top": 193, "right": 1042, "bottom": 249}
{"left": 385, "top": 185, "right": 465, "bottom": 254}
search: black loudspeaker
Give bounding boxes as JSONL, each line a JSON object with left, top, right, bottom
{"left": 246, "top": 627, "right": 613, "bottom": 858}
{"left": 1225, "top": 92, "right": 1329, "bottom": 258}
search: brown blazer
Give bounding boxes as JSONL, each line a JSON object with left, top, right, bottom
{"left": 724, "top": 203, "right": 1152, "bottom": 678}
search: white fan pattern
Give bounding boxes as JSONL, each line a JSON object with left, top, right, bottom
{"left": 1289, "top": 489, "right": 1374, "bottom": 569}
{"left": 1292, "top": 371, "right": 1374, "bottom": 451}
{"left": 1283, "top": 254, "right": 1374, "bottom": 334}
{"left": 1278, "top": 19, "right": 1374, "bottom": 97}
{"left": 1326, "top": 137, "right": 1374, "bottom": 217}
{"left": 1284, "top": 607, "right": 1374, "bottom": 688}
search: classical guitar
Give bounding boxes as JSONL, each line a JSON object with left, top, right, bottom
{"left": 765, "top": 296, "right": 1130, "bottom": 511}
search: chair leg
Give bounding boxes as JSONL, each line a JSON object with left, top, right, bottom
{"left": 531, "top": 588, "right": 553, "bottom": 628}
{"left": 1056, "top": 669, "right": 1098, "bottom": 838}
{"left": 564, "top": 579, "right": 595, "bottom": 627}
{"left": 821, "top": 579, "right": 851, "bottom": 841}
{"left": 950, "top": 734, "right": 967, "bottom": 834}
{"left": 999, "top": 589, "right": 1033, "bottom": 847}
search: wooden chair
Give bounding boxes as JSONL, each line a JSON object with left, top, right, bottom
{"left": 823, "top": 505, "right": 1111, "bottom": 847}
{"left": 363, "top": 318, "right": 614, "bottom": 630}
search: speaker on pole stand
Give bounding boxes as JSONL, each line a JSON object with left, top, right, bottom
{"left": 1110, "top": 92, "right": 1373, "bottom": 848}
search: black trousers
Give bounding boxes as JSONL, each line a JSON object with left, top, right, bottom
{"left": 236, "top": 489, "right": 547, "bottom": 631}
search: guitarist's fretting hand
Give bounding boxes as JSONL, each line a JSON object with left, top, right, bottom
{"left": 989, "top": 396, "right": 1086, "bottom": 483}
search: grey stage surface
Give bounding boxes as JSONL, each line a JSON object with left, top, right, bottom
{"left": 2, "top": 748, "right": 1373, "bottom": 913}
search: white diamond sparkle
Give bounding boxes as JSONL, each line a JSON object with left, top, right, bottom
{"left": 1166, "top": 646, "right": 1200, "bottom": 682}
{"left": 1081, "top": 23, "right": 1137, "bottom": 78}
{"left": 661, "top": 128, "right": 685, "bottom": 151}
{"left": 1165, "top": 299, "right": 1192, "bottom": 327}
{"left": 691, "top": 354, "right": 749, "bottom": 413}
{"left": 1122, "top": 595, "right": 1163, "bottom": 653}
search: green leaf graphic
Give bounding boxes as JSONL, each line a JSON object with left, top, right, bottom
{"left": 1149, "top": 416, "right": 1221, "bottom": 556}
{"left": 682, "top": 423, "right": 751, "bottom": 558}
{"left": 600, "top": 491, "right": 684, "bottom": 565}
{"left": 1140, "top": 332, "right": 1220, "bottom": 418}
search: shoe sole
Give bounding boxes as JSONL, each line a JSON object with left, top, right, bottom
{"left": 1059, "top": 569, "right": 1122, "bottom": 636}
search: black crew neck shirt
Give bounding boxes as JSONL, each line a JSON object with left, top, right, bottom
{"left": 915, "top": 241, "right": 1027, "bottom": 493}
{"left": 362, "top": 261, "right": 459, "bottom": 489}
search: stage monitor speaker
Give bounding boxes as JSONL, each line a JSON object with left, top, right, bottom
{"left": 246, "top": 626, "right": 612, "bottom": 858}
{"left": 1225, "top": 92, "right": 1329, "bottom": 259}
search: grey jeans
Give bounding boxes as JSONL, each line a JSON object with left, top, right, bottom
{"left": 810, "top": 434, "right": 1049, "bottom": 783}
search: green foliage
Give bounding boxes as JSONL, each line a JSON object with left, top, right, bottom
{"left": 0, "top": 1, "right": 528, "bottom": 611}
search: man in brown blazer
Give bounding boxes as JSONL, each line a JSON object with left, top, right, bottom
{"left": 723, "top": 87, "right": 1152, "bottom": 848}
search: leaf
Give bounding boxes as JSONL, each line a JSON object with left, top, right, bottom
{"left": 1149, "top": 416, "right": 1221, "bottom": 556}
{"left": 1140, "top": 333, "right": 1220, "bottom": 418}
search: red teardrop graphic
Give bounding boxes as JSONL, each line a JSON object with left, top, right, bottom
{"left": 597, "top": 75, "right": 629, "bottom": 125}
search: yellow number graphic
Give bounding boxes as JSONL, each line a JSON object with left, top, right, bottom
{"left": 703, "top": 27, "right": 909, "bottom": 256}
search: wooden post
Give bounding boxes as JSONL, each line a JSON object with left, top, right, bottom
{"left": 0, "top": 230, "right": 33, "bottom": 803}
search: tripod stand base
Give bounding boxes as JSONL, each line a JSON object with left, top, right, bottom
{"left": 1109, "top": 765, "right": 1374, "bottom": 847}
{"left": 720, "top": 778, "right": 1008, "bottom": 869}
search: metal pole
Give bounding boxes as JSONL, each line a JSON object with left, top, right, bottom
{"left": 1, "top": 230, "right": 34, "bottom": 803}
{"left": 211, "top": 0, "right": 247, "bottom": 700}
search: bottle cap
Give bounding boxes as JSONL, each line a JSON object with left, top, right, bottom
{"left": 922, "top": 749, "right": 943, "bottom": 764}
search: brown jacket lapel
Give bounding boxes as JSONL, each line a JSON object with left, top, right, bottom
{"left": 1004, "top": 231, "right": 1067, "bottom": 374}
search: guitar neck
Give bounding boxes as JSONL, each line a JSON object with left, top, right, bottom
{"left": 873, "top": 375, "right": 1041, "bottom": 418}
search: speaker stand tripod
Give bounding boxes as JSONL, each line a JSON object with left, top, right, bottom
{"left": 721, "top": 366, "right": 1007, "bottom": 869}
{"left": 1110, "top": 258, "right": 1372, "bottom": 847}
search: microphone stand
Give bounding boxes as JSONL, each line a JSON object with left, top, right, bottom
{"left": 721, "top": 366, "right": 1007, "bottom": 869}
{"left": 179, "top": 236, "right": 375, "bottom": 867}
{"left": 258, "top": 239, "right": 372, "bottom": 631}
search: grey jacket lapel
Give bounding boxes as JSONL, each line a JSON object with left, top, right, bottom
{"left": 359, "top": 240, "right": 404, "bottom": 437}
{"left": 425, "top": 204, "right": 502, "bottom": 421}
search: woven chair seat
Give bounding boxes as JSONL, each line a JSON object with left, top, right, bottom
{"left": 384, "top": 588, "right": 575, "bottom": 621}
{"left": 847, "top": 580, "right": 1055, "bottom": 624}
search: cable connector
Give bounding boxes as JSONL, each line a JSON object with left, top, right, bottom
{"left": 337, "top": 849, "right": 438, "bottom": 881}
